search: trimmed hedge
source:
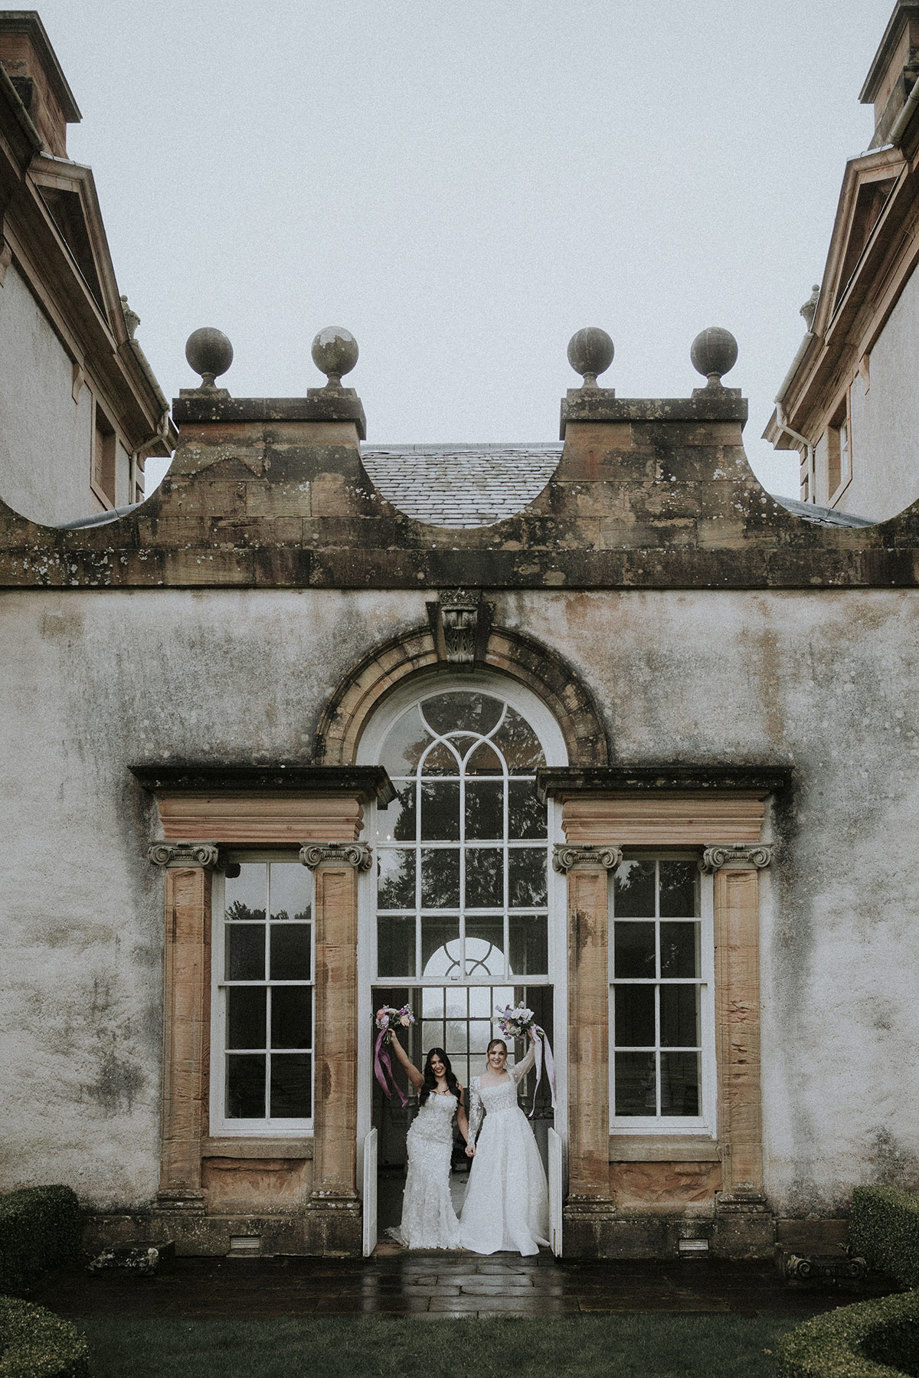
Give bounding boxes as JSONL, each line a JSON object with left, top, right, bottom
{"left": 0, "top": 1188, "right": 82, "bottom": 1295}
{"left": 851, "top": 1187, "right": 919, "bottom": 1290}
{"left": 0, "top": 1297, "right": 88, "bottom": 1378}
{"left": 777, "top": 1289, "right": 919, "bottom": 1378}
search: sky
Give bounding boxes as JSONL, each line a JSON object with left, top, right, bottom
{"left": 36, "top": 0, "right": 895, "bottom": 496}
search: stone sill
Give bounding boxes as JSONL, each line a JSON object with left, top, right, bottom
{"left": 202, "top": 1137, "right": 314, "bottom": 1159}
{"left": 610, "top": 1135, "right": 721, "bottom": 1162}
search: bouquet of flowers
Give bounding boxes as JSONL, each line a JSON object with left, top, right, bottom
{"left": 494, "top": 1002, "right": 535, "bottom": 1041}
{"left": 373, "top": 1004, "right": 415, "bottom": 1108}
{"left": 494, "top": 1001, "right": 556, "bottom": 1116}
{"left": 375, "top": 1004, "right": 414, "bottom": 1046}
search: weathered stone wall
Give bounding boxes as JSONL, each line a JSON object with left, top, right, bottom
{"left": 0, "top": 262, "right": 95, "bottom": 525}
{"left": 2, "top": 584, "right": 917, "bottom": 1215}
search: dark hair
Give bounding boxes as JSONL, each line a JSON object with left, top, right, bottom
{"left": 486, "top": 1038, "right": 508, "bottom": 1057}
{"left": 419, "top": 1047, "right": 462, "bottom": 1107}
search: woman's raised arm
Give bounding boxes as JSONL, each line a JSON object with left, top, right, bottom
{"left": 388, "top": 1030, "right": 424, "bottom": 1092}
{"left": 510, "top": 1030, "right": 538, "bottom": 1083}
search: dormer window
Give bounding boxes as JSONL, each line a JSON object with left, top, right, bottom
{"left": 827, "top": 395, "right": 853, "bottom": 503}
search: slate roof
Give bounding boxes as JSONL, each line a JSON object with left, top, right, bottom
{"left": 361, "top": 443, "right": 562, "bottom": 529}
{"left": 769, "top": 495, "right": 875, "bottom": 528}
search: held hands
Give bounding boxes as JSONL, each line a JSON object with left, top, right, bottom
{"left": 465, "top": 1141, "right": 476, "bottom": 1157}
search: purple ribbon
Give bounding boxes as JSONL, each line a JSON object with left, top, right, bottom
{"left": 529, "top": 1025, "right": 557, "bottom": 1118}
{"left": 374, "top": 1030, "right": 407, "bottom": 1107}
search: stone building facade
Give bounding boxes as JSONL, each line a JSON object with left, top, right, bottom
{"left": 2, "top": 312, "right": 919, "bottom": 1261}
{"left": 766, "top": 0, "right": 919, "bottom": 522}
{"left": 0, "top": 12, "right": 174, "bottom": 527}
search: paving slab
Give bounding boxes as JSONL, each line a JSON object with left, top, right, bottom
{"left": 27, "top": 1251, "right": 895, "bottom": 1320}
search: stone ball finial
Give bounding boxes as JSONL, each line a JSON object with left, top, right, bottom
{"left": 311, "top": 327, "right": 359, "bottom": 388}
{"left": 185, "top": 327, "right": 234, "bottom": 390}
{"left": 567, "top": 327, "right": 614, "bottom": 389}
{"left": 690, "top": 326, "right": 738, "bottom": 389}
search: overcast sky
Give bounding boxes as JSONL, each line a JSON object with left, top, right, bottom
{"left": 38, "top": 0, "right": 894, "bottom": 496}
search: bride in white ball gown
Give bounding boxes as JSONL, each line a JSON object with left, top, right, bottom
{"left": 459, "top": 1029, "right": 550, "bottom": 1255}
{"left": 388, "top": 1032, "right": 475, "bottom": 1249}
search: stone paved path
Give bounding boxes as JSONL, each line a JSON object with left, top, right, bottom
{"left": 29, "top": 1251, "right": 891, "bottom": 1321}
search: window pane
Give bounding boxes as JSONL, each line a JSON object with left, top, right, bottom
{"left": 379, "top": 704, "right": 429, "bottom": 776}
{"left": 387, "top": 785, "right": 417, "bottom": 843}
{"left": 421, "top": 739, "right": 461, "bottom": 775}
{"left": 509, "top": 914, "right": 548, "bottom": 975}
{"left": 615, "top": 985, "right": 655, "bottom": 1046}
{"left": 466, "top": 848, "right": 503, "bottom": 908}
{"left": 465, "top": 918, "right": 505, "bottom": 977}
{"left": 270, "top": 923, "right": 311, "bottom": 980}
{"left": 614, "top": 921, "right": 656, "bottom": 978}
{"left": 227, "top": 1054, "right": 265, "bottom": 1118}
{"left": 660, "top": 922, "right": 699, "bottom": 978}
{"left": 508, "top": 780, "right": 545, "bottom": 839}
{"left": 269, "top": 862, "right": 309, "bottom": 921}
{"left": 422, "top": 1020, "right": 443, "bottom": 1050}
{"left": 226, "top": 924, "right": 265, "bottom": 981}
{"left": 422, "top": 691, "right": 502, "bottom": 736}
{"left": 444, "top": 985, "right": 466, "bottom": 1017}
{"left": 227, "top": 987, "right": 266, "bottom": 1049}
{"left": 465, "top": 780, "right": 503, "bottom": 840}
{"left": 377, "top": 916, "right": 416, "bottom": 977}
{"left": 270, "top": 1053, "right": 312, "bottom": 1117}
{"left": 422, "top": 987, "right": 444, "bottom": 1018}
{"left": 491, "top": 707, "right": 544, "bottom": 769}
{"left": 508, "top": 848, "right": 547, "bottom": 906}
{"left": 271, "top": 987, "right": 312, "bottom": 1049}
{"left": 420, "top": 782, "right": 459, "bottom": 840}
{"left": 378, "top": 849, "right": 415, "bottom": 910}
{"left": 615, "top": 1052, "right": 656, "bottom": 1116}
{"left": 660, "top": 985, "right": 699, "bottom": 1048}
{"left": 465, "top": 742, "right": 503, "bottom": 776}
{"left": 421, "top": 916, "right": 461, "bottom": 974}
{"left": 659, "top": 861, "right": 699, "bottom": 917}
{"left": 469, "top": 1020, "right": 492, "bottom": 1053}
{"left": 421, "top": 848, "right": 460, "bottom": 907}
{"left": 225, "top": 862, "right": 266, "bottom": 922}
{"left": 661, "top": 1051, "right": 700, "bottom": 1116}
{"left": 614, "top": 860, "right": 655, "bottom": 917}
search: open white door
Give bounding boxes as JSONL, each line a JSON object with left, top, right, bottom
{"left": 548, "top": 1126, "right": 563, "bottom": 1257}
{"left": 362, "top": 1127, "right": 378, "bottom": 1257}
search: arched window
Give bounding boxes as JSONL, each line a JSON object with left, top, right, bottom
{"left": 362, "top": 678, "right": 564, "bottom": 1090}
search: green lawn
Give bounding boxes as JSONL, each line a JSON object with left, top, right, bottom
{"left": 78, "top": 1314, "right": 794, "bottom": 1378}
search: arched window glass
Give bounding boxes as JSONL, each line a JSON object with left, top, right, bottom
{"left": 374, "top": 689, "right": 549, "bottom": 985}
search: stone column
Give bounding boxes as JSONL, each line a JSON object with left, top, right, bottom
{"left": 701, "top": 843, "right": 774, "bottom": 1256}
{"left": 147, "top": 842, "right": 220, "bottom": 1212}
{"left": 300, "top": 841, "right": 371, "bottom": 1253}
{"left": 553, "top": 843, "right": 621, "bottom": 1256}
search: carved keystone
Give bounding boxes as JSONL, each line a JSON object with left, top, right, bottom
{"left": 427, "top": 589, "right": 492, "bottom": 665}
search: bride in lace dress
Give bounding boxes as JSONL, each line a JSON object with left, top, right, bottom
{"left": 388, "top": 1035, "right": 474, "bottom": 1249}
{"left": 459, "top": 1030, "right": 550, "bottom": 1255}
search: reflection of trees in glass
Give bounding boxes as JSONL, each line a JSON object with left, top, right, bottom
{"left": 225, "top": 900, "right": 266, "bottom": 923}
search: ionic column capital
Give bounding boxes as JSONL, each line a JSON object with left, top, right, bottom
{"left": 146, "top": 842, "right": 220, "bottom": 869}
{"left": 299, "top": 842, "right": 373, "bottom": 872}
{"left": 553, "top": 843, "right": 623, "bottom": 874}
{"left": 700, "top": 843, "right": 773, "bottom": 873}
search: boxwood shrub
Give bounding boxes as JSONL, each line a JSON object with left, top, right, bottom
{"left": 777, "top": 1289, "right": 919, "bottom": 1378}
{"left": 0, "top": 1297, "right": 88, "bottom": 1378}
{"left": 0, "top": 1188, "right": 82, "bottom": 1295}
{"left": 850, "top": 1187, "right": 919, "bottom": 1290}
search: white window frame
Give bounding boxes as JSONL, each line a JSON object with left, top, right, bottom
{"left": 609, "top": 852, "right": 716, "bottom": 1137}
{"left": 209, "top": 850, "right": 315, "bottom": 1137}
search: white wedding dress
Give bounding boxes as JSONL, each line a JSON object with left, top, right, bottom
{"left": 392, "top": 1090, "right": 461, "bottom": 1249}
{"left": 459, "top": 1048, "right": 550, "bottom": 1255}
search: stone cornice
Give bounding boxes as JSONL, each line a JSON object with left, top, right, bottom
{"left": 146, "top": 842, "right": 220, "bottom": 869}
{"left": 700, "top": 844, "right": 774, "bottom": 872}
{"left": 131, "top": 764, "right": 395, "bottom": 806}
{"left": 553, "top": 844, "right": 623, "bottom": 874}
{"left": 537, "top": 765, "right": 792, "bottom": 801}
{"left": 300, "top": 842, "right": 373, "bottom": 872}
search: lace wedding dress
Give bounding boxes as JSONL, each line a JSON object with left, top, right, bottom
{"left": 459, "top": 1050, "right": 550, "bottom": 1255}
{"left": 392, "top": 1090, "right": 461, "bottom": 1249}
